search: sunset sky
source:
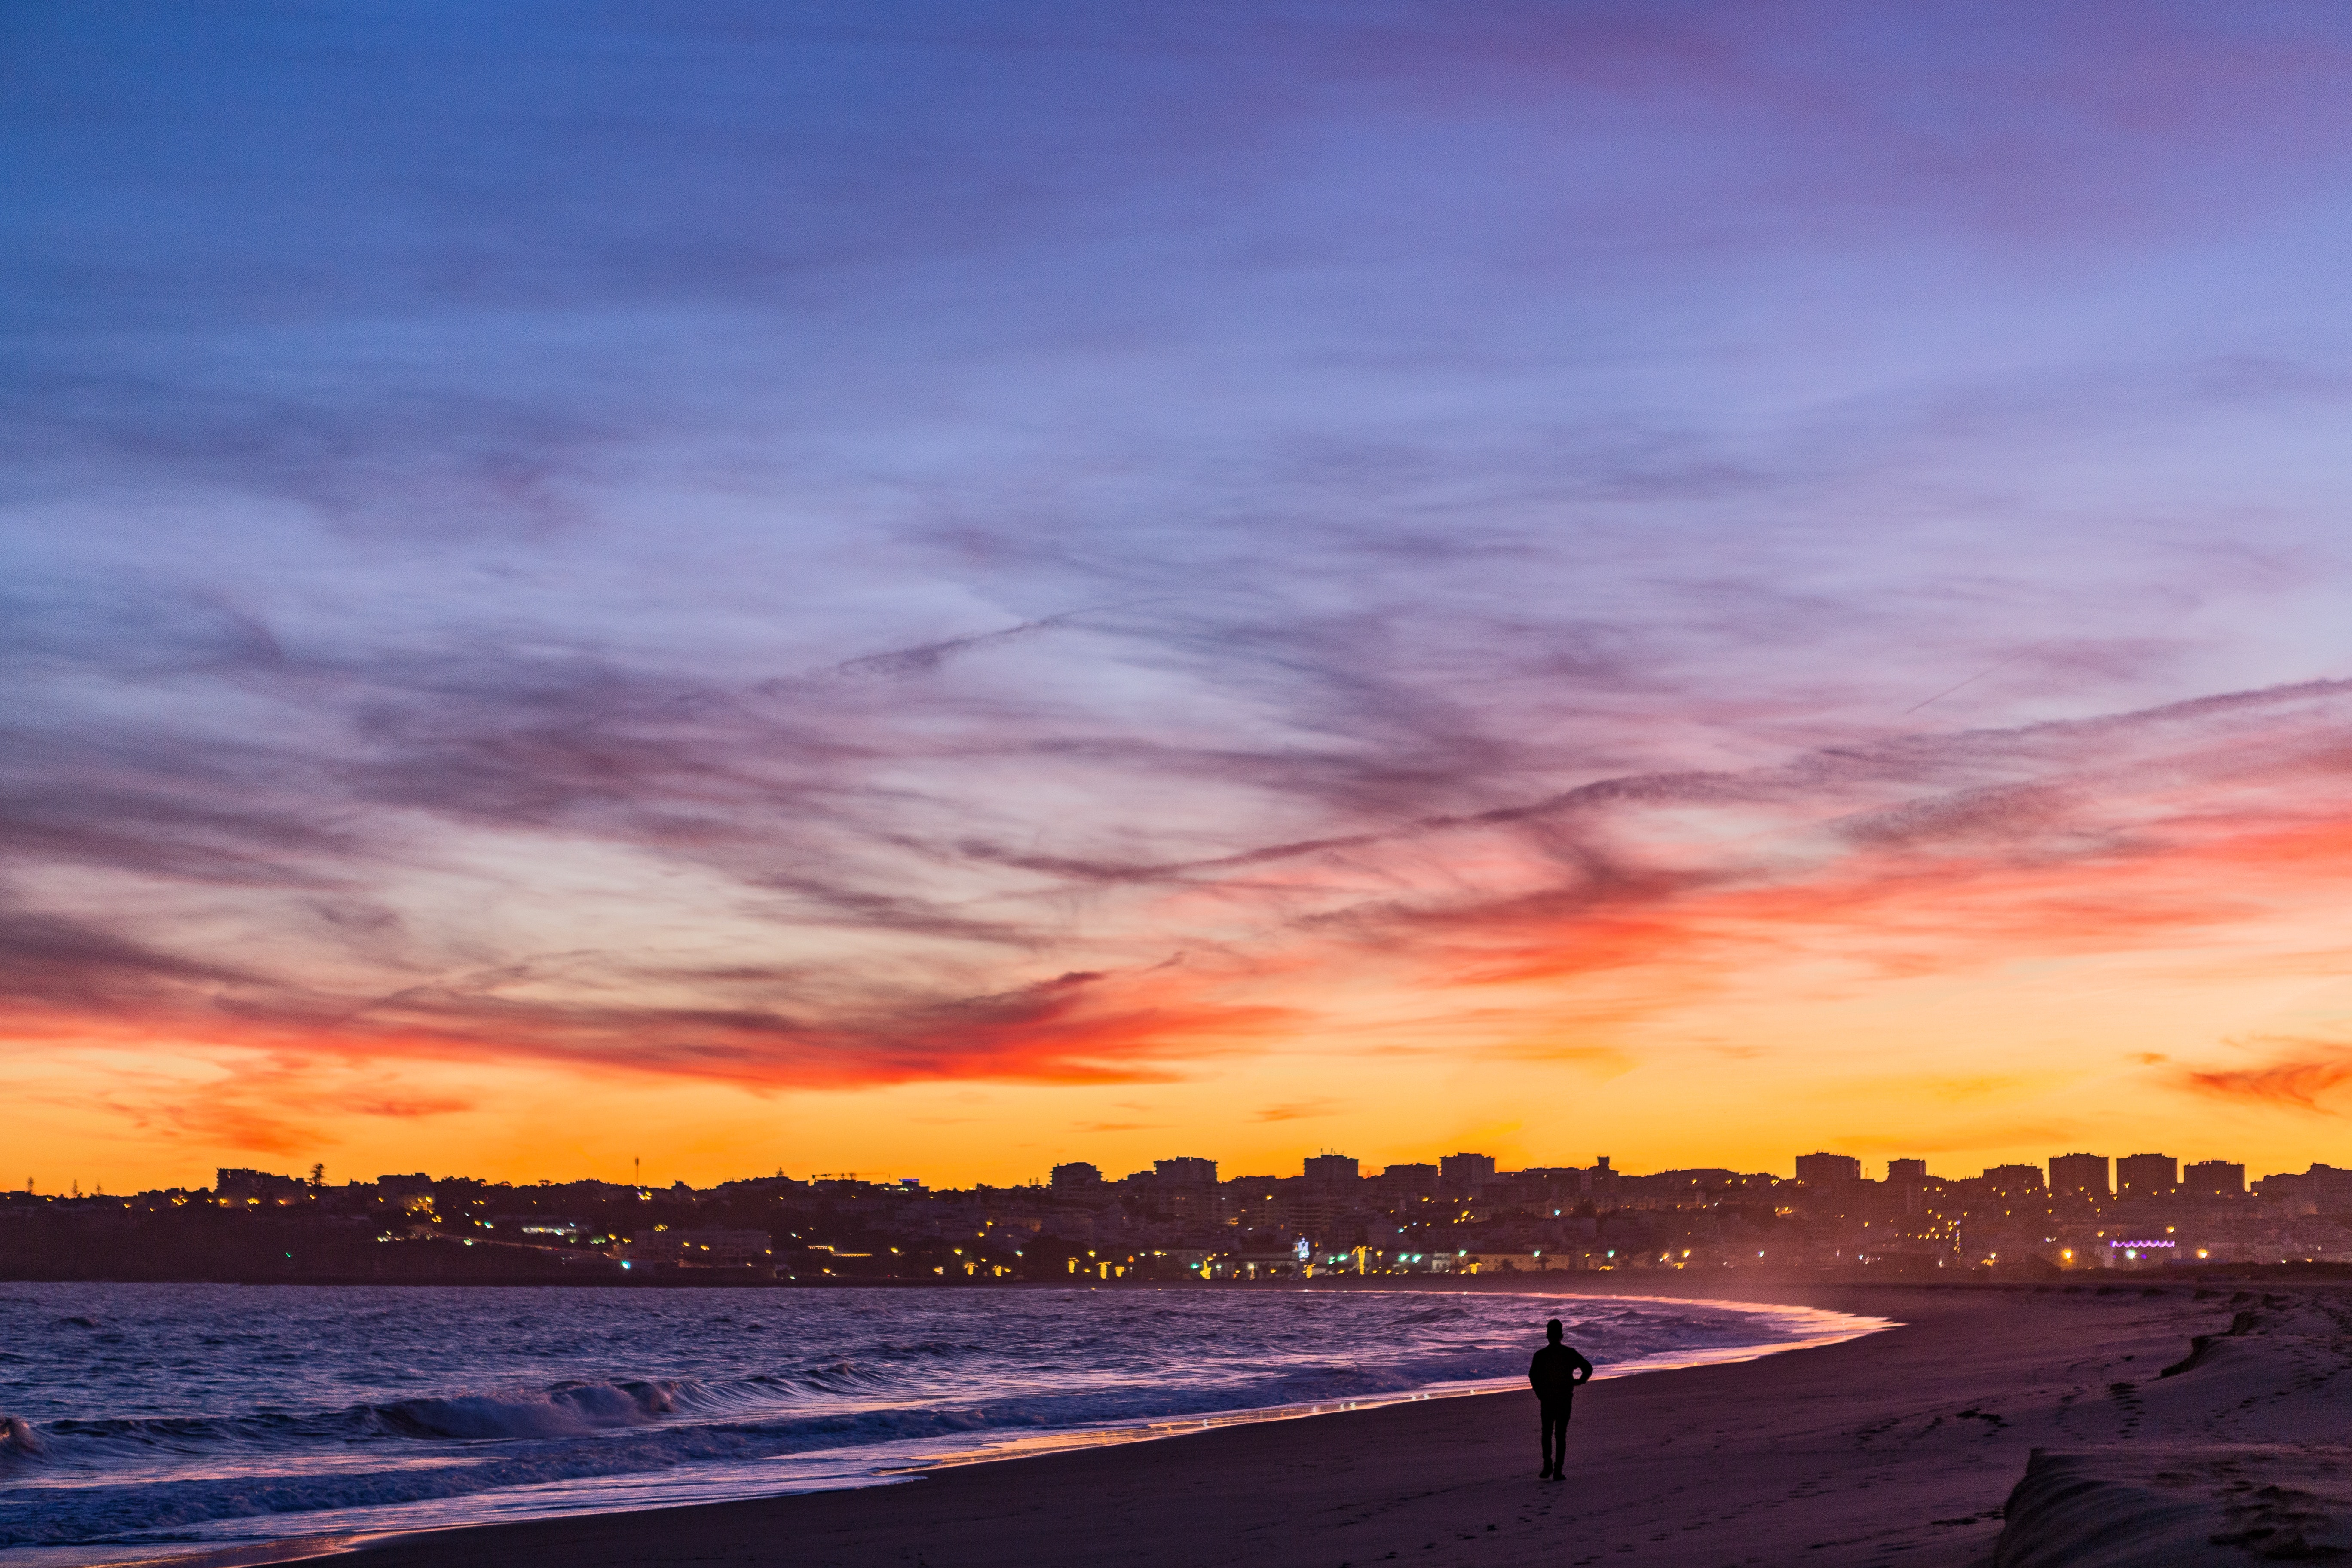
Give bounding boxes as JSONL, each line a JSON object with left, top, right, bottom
{"left": 11, "top": 2, "right": 2352, "bottom": 1194}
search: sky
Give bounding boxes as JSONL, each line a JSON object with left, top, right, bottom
{"left": 9, "top": 0, "right": 2352, "bottom": 1194}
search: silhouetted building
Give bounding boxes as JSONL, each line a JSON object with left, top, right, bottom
{"left": 1645, "top": 1168, "right": 1737, "bottom": 1194}
{"left": 2116, "top": 1153, "right": 2177, "bottom": 1200}
{"left": 2254, "top": 1170, "right": 2316, "bottom": 1212}
{"left": 2257, "top": 1164, "right": 2352, "bottom": 1214}
{"left": 1881, "top": 1158, "right": 1929, "bottom": 1215}
{"left": 1440, "top": 1153, "right": 1497, "bottom": 1187}
{"left": 1794, "top": 1152, "right": 1861, "bottom": 1185}
{"left": 1222, "top": 1175, "right": 1286, "bottom": 1231}
{"left": 2049, "top": 1153, "right": 2109, "bottom": 1199}
{"left": 1983, "top": 1163, "right": 2045, "bottom": 1195}
{"left": 625, "top": 1228, "right": 772, "bottom": 1269}
{"left": 1381, "top": 1162, "right": 1438, "bottom": 1195}
{"left": 490, "top": 1214, "right": 588, "bottom": 1238}
{"left": 46, "top": 1134, "right": 2352, "bottom": 1288}
{"left": 1152, "top": 1156, "right": 1219, "bottom": 1223}
{"left": 2184, "top": 1160, "right": 2245, "bottom": 1197}
{"left": 1580, "top": 1156, "right": 1621, "bottom": 1202}
{"left": 216, "top": 1169, "right": 307, "bottom": 1203}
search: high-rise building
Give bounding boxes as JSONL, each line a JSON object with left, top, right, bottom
{"left": 1440, "top": 1152, "right": 1498, "bottom": 1186}
{"left": 2310, "top": 1164, "right": 2352, "bottom": 1211}
{"left": 1050, "top": 1161, "right": 1102, "bottom": 1191}
{"left": 2252, "top": 1163, "right": 2352, "bottom": 1213}
{"left": 2116, "top": 1153, "right": 2177, "bottom": 1200}
{"left": 1150, "top": 1157, "right": 1219, "bottom": 1226}
{"left": 1581, "top": 1156, "right": 1621, "bottom": 1201}
{"left": 2049, "top": 1153, "right": 2110, "bottom": 1199}
{"left": 1794, "top": 1152, "right": 1861, "bottom": 1185}
{"left": 1887, "top": 1158, "right": 1928, "bottom": 1184}
{"left": 1983, "top": 1163, "right": 2046, "bottom": 1195}
{"left": 1221, "top": 1176, "right": 1285, "bottom": 1230}
{"left": 2184, "top": 1160, "right": 2246, "bottom": 1197}
{"left": 1381, "top": 1162, "right": 1438, "bottom": 1194}
{"left": 1303, "top": 1153, "right": 1360, "bottom": 1184}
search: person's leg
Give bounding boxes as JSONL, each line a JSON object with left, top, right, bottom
{"left": 1539, "top": 1405, "right": 1562, "bottom": 1476}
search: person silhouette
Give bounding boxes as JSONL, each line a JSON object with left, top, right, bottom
{"left": 1528, "top": 1317, "right": 1594, "bottom": 1479}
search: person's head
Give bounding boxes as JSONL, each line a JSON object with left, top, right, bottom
{"left": 1546, "top": 1318, "right": 1563, "bottom": 1344}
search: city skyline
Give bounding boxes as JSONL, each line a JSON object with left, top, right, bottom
{"left": 23, "top": 1137, "right": 2352, "bottom": 1291}
{"left": 22, "top": 1142, "right": 2306, "bottom": 1205}
{"left": 14, "top": 4, "right": 2352, "bottom": 1193}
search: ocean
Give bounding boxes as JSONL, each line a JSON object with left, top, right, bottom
{"left": 0, "top": 1283, "right": 1886, "bottom": 1564}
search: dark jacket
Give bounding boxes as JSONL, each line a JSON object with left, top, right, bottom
{"left": 1528, "top": 1342, "right": 1594, "bottom": 1403}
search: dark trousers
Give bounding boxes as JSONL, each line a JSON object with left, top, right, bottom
{"left": 1539, "top": 1397, "right": 1573, "bottom": 1473}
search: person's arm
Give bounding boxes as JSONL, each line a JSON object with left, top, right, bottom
{"left": 1528, "top": 1351, "right": 1544, "bottom": 1392}
{"left": 1570, "top": 1348, "right": 1594, "bottom": 1384}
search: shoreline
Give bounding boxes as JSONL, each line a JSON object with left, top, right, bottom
{"left": 8, "top": 1287, "right": 1886, "bottom": 1568}
{"left": 322, "top": 1280, "right": 2340, "bottom": 1568}
{"left": 12, "top": 1265, "right": 2352, "bottom": 1289}
{"left": 24, "top": 1280, "right": 2347, "bottom": 1567}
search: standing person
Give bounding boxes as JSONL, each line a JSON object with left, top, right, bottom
{"left": 1528, "top": 1317, "right": 1594, "bottom": 1479}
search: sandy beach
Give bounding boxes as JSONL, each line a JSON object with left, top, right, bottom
{"left": 318, "top": 1279, "right": 2352, "bottom": 1568}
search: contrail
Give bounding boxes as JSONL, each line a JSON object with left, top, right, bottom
{"left": 1903, "top": 639, "right": 2057, "bottom": 715}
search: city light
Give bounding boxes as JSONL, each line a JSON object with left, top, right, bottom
{"left": 4, "top": 1147, "right": 2328, "bottom": 1284}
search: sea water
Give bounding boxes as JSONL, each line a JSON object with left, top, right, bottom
{"left": 0, "top": 1283, "right": 1885, "bottom": 1563}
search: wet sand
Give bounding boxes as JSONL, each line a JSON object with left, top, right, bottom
{"left": 338, "top": 1280, "right": 2348, "bottom": 1568}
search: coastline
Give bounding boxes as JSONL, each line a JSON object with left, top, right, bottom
{"left": 320, "top": 1280, "right": 2340, "bottom": 1568}
{"left": 8, "top": 1285, "right": 1878, "bottom": 1568}
{"left": 29, "top": 1280, "right": 2349, "bottom": 1568}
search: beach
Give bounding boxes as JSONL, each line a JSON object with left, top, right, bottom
{"left": 326, "top": 1279, "right": 2351, "bottom": 1568}
{"left": 5, "top": 1283, "right": 1848, "bottom": 1557}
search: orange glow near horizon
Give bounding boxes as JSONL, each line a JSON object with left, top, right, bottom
{"left": 16, "top": 681, "right": 2352, "bottom": 1195}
